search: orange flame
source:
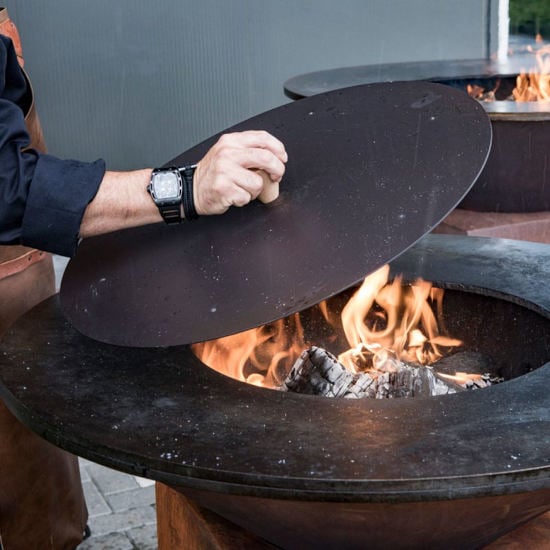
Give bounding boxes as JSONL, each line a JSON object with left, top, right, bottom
{"left": 337, "top": 266, "right": 461, "bottom": 371}
{"left": 466, "top": 82, "right": 498, "bottom": 101}
{"left": 466, "top": 44, "right": 550, "bottom": 103}
{"left": 192, "top": 314, "right": 307, "bottom": 388}
{"left": 513, "top": 45, "right": 550, "bottom": 101}
{"left": 192, "top": 266, "right": 462, "bottom": 388}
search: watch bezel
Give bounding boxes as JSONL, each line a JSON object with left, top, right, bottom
{"left": 148, "top": 167, "right": 184, "bottom": 224}
{"left": 148, "top": 167, "right": 183, "bottom": 206}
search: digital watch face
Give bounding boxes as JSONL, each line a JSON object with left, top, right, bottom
{"left": 153, "top": 171, "right": 180, "bottom": 201}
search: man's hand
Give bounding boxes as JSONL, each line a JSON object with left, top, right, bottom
{"left": 193, "top": 130, "right": 288, "bottom": 215}
{"left": 79, "top": 130, "right": 287, "bottom": 239}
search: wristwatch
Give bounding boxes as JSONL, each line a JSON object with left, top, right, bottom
{"left": 147, "top": 165, "right": 197, "bottom": 224}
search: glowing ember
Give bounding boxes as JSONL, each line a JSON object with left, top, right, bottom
{"left": 192, "top": 265, "right": 463, "bottom": 388}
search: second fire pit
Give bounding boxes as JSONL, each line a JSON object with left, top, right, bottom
{"left": 284, "top": 45, "right": 550, "bottom": 214}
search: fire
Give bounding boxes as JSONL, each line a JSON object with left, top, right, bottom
{"left": 513, "top": 44, "right": 550, "bottom": 101}
{"left": 465, "top": 43, "right": 550, "bottom": 103}
{"left": 192, "top": 314, "right": 306, "bottom": 388}
{"left": 466, "top": 82, "right": 498, "bottom": 102}
{"left": 192, "top": 265, "right": 462, "bottom": 388}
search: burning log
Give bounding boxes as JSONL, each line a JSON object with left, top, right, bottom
{"left": 279, "top": 347, "right": 503, "bottom": 398}
{"left": 279, "top": 347, "right": 461, "bottom": 399}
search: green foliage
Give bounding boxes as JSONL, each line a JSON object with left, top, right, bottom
{"left": 509, "top": 0, "right": 550, "bottom": 36}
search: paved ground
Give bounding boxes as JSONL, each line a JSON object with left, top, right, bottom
{"left": 77, "top": 459, "right": 158, "bottom": 550}
{"left": 53, "top": 256, "right": 158, "bottom": 549}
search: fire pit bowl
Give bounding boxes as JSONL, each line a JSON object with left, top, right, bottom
{"left": 0, "top": 235, "right": 549, "bottom": 549}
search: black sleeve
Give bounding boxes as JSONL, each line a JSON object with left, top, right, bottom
{"left": 0, "top": 35, "right": 105, "bottom": 257}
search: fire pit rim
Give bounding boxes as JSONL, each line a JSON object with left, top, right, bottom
{"left": 0, "top": 235, "right": 549, "bottom": 503}
{"left": 483, "top": 101, "right": 550, "bottom": 121}
{"left": 11, "top": 363, "right": 548, "bottom": 504}
{"left": 283, "top": 46, "right": 550, "bottom": 102}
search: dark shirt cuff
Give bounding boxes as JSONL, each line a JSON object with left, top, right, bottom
{"left": 21, "top": 154, "right": 105, "bottom": 257}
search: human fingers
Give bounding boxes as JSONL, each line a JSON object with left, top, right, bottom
{"left": 254, "top": 169, "right": 279, "bottom": 204}
{"left": 216, "top": 131, "right": 288, "bottom": 164}
{"left": 193, "top": 160, "right": 260, "bottom": 215}
{"left": 226, "top": 146, "right": 286, "bottom": 183}
{"left": 202, "top": 138, "right": 286, "bottom": 183}
{"left": 192, "top": 132, "right": 287, "bottom": 215}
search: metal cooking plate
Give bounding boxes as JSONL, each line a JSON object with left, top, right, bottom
{"left": 61, "top": 81, "right": 491, "bottom": 347}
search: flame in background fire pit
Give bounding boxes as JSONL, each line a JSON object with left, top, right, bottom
{"left": 513, "top": 44, "right": 550, "bottom": 101}
{"left": 192, "top": 266, "right": 462, "bottom": 388}
{"left": 467, "top": 43, "right": 550, "bottom": 102}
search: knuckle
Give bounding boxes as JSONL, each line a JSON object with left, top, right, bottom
{"left": 234, "top": 194, "right": 250, "bottom": 207}
{"left": 217, "top": 133, "right": 233, "bottom": 146}
{"left": 254, "top": 148, "right": 272, "bottom": 164}
{"left": 249, "top": 172, "right": 264, "bottom": 193}
{"left": 214, "top": 135, "right": 235, "bottom": 155}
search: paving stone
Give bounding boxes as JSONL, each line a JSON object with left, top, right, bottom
{"left": 52, "top": 254, "right": 69, "bottom": 291}
{"left": 79, "top": 463, "right": 91, "bottom": 482}
{"left": 87, "top": 462, "right": 140, "bottom": 495}
{"left": 79, "top": 457, "right": 96, "bottom": 468}
{"left": 81, "top": 480, "right": 111, "bottom": 517}
{"left": 87, "top": 506, "right": 157, "bottom": 537}
{"left": 78, "top": 531, "right": 134, "bottom": 550}
{"left": 105, "top": 485, "right": 156, "bottom": 513}
{"left": 127, "top": 524, "right": 158, "bottom": 550}
{"left": 77, "top": 459, "right": 158, "bottom": 546}
{"left": 134, "top": 476, "right": 155, "bottom": 488}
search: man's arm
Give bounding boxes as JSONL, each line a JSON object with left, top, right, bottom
{"left": 79, "top": 130, "right": 287, "bottom": 238}
{"left": 1, "top": 36, "right": 287, "bottom": 255}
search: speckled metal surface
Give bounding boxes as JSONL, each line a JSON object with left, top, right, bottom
{"left": 60, "top": 82, "right": 491, "bottom": 347}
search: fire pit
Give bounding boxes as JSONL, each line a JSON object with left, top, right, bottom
{"left": 437, "top": 43, "right": 550, "bottom": 214}
{"left": 0, "top": 235, "right": 549, "bottom": 549}
{"left": 284, "top": 41, "right": 550, "bottom": 217}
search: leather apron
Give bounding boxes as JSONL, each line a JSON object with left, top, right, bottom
{"left": 0, "top": 9, "right": 87, "bottom": 549}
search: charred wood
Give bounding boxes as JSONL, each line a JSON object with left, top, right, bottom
{"left": 279, "top": 347, "right": 460, "bottom": 399}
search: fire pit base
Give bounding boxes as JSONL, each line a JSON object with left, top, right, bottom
{"left": 435, "top": 209, "right": 550, "bottom": 244}
{"left": 158, "top": 484, "right": 550, "bottom": 550}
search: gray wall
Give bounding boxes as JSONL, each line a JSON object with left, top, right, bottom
{"left": 4, "top": 1, "right": 501, "bottom": 170}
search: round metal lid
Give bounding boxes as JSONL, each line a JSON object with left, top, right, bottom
{"left": 60, "top": 81, "right": 491, "bottom": 347}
